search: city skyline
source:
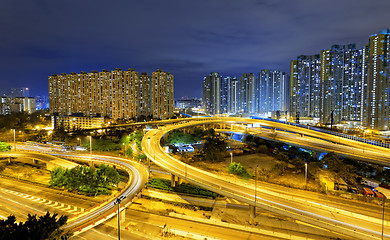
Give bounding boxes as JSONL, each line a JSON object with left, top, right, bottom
{"left": 1, "top": 0, "right": 390, "bottom": 98}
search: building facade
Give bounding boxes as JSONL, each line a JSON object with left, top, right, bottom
{"left": 0, "top": 97, "right": 36, "bottom": 115}
{"left": 49, "top": 68, "right": 174, "bottom": 121}
{"left": 202, "top": 70, "right": 289, "bottom": 116}
{"left": 202, "top": 72, "right": 222, "bottom": 115}
{"left": 320, "top": 44, "right": 367, "bottom": 125}
{"left": 290, "top": 55, "right": 321, "bottom": 121}
{"left": 259, "top": 69, "right": 289, "bottom": 114}
{"left": 366, "top": 29, "right": 390, "bottom": 130}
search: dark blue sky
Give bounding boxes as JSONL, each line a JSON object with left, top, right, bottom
{"left": 1, "top": 0, "right": 390, "bottom": 98}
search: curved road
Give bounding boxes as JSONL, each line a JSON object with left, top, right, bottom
{"left": 0, "top": 150, "right": 149, "bottom": 235}
{"left": 142, "top": 117, "right": 390, "bottom": 240}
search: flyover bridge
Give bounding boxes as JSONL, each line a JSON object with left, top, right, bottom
{"left": 142, "top": 117, "right": 390, "bottom": 240}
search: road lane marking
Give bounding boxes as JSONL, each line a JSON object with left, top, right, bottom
{"left": 0, "top": 187, "right": 84, "bottom": 215}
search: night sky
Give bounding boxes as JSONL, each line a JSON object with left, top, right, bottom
{"left": 1, "top": 0, "right": 390, "bottom": 98}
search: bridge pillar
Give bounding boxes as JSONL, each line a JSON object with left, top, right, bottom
{"left": 249, "top": 205, "right": 256, "bottom": 219}
{"left": 120, "top": 208, "right": 126, "bottom": 222}
{"left": 171, "top": 174, "right": 176, "bottom": 187}
{"left": 177, "top": 176, "right": 182, "bottom": 185}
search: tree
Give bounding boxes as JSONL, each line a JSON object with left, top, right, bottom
{"left": 202, "top": 129, "right": 227, "bottom": 162}
{"left": 323, "top": 152, "right": 358, "bottom": 185}
{"left": 97, "top": 164, "right": 120, "bottom": 187}
{"left": 0, "top": 212, "right": 71, "bottom": 240}
{"left": 228, "top": 162, "right": 251, "bottom": 178}
{"left": 0, "top": 142, "right": 11, "bottom": 152}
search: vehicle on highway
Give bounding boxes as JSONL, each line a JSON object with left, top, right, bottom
{"left": 361, "top": 178, "right": 381, "bottom": 188}
{"left": 363, "top": 187, "right": 375, "bottom": 197}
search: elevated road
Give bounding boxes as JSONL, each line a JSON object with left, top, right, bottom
{"left": 0, "top": 151, "right": 149, "bottom": 235}
{"left": 142, "top": 117, "right": 390, "bottom": 240}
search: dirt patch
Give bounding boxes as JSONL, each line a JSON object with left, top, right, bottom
{"left": 130, "top": 197, "right": 208, "bottom": 219}
{"left": 1, "top": 160, "right": 51, "bottom": 184}
{"left": 191, "top": 153, "right": 281, "bottom": 174}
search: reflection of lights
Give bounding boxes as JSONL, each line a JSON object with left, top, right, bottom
{"left": 48, "top": 130, "right": 53, "bottom": 135}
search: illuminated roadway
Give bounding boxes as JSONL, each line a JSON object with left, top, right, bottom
{"left": 0, "top": 150, "right": 149, "bottom": 235}
{"left": 142, "top": 117, "right": 390, "bottom": 240}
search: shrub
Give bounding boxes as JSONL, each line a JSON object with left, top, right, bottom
{"left": 228, "top": 162, "right": 251, "bottom": 178}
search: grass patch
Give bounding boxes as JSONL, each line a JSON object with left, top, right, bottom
{"left": 147, "top": 177, "right": 222, "bottom": 199}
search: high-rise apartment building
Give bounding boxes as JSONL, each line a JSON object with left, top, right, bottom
{"left": 259, "top": 70, "right": 289, "bottom": 114}
{"left": 290, "top": 55, "right": 321, "bottom": 120}
{"left": 320, "top": 44, "right": 367, "bottom": 125}
{"left": 49, "top": 68, "right": 174, "bottom": 121}
{"left": 366, "top": 29, "right": 390, "bottom": 130}
{"left": 202, "top": 70, "right": 288, "bottom": 116}
{"left": 152, "top": 69, "right": 174, "bottom": 120}
{"left": 202, "top": 72, "right": 222, "bottom": 115}
{"left": 240, "top": 73, "right": 256, "bottom": 114}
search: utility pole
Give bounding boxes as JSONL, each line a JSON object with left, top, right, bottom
{"left": 114, "top": 196, "right": 126, "bottom": 240}
{"left": 382, "top": 197, "right": 385, "bottom": 240}
{"left": 330, "top": 110, "right": 334, "bottom": 131}
{"left": 255, "top": 165, "right": 258, "bottom": 206}
{"left": 89, "top": 136, "right": 92, "bottom": 157}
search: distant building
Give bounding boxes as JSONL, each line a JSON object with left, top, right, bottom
{"left": 52, "top": 114, "right": 104, "bottom": 130}
{"left": 202, "top": 72, "right": 222, "bottom": 115}
{"left": 202, "top": 70, "right": 288, "bottom": 116}
{"left": 239, "top": 73, "right": 256, "bottom": 114}
{"left": 290, "top": 55, "right": 321, "bottom": 121}
{"left": 0, "top": 97, "right": 36, "bottom": 115}
{"left": 49, "top": 68, "right": 174, "bottom": 121}
{"left": 10, "top": 88, "right": 29, "bottom": 98}
{"left": 259, "top": 69, "right": 289, "bottom": 114}
{"left": 175, "top": 98, "right": 202, "bottom": 109}
{"left": 35, "top": 96, "right": 50, "bottom": 110}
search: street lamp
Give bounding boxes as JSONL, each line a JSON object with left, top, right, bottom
{"left": 114, "top": 196, "right": 126, "bottom": 240}
{"left": 12, "top": 129, "right": 16, "bottom": 151}
{"left": 230, "top": 152, "right": 233, "bottom": 164}
{"left": 77, "top": 138, "right": 81, "bottom": 146}
{"left": 254, "top": 165, "right": 258, "bottom": 206}
{"left": 89, "top": 136, "right": 92, "bottom": 158}
{"left": 305, "top": 163, "right": 308, "bottom": 186}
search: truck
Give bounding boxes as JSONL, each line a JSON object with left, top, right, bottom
{"left": 361, "top": 178, "right": 381, "bottom": 188}
{"left": 363, "top": 188, "right": 375, "bottom": 197}
{"left": 374, "top": 191, "right": 387, "bottom": 199}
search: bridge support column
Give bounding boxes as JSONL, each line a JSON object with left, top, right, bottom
{"left": 177, "top": 176, "right": 182, "bottom": 185}
{"left": 171, "top": 174, "right": 176, "bottom": 187}
{"left": 249, "top": 205, "right": 256, "bottom": 219}
{"left": 120, "top": 208, "right": 126, "bottom": 222}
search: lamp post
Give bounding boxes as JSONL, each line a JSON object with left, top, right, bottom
{"left": 77, "top": 138, "right": 81, "bottom": 146}
{"left": 255, "top": 165, "right": 258, "bottom": 206}
{"left": 230, "top": 152, "right": 233, "bottom": 164}
{"left": 114, "top": 196, "right": 126, "bottom": 240}
{"left": 89, "top": 136, "right": 92, "bottom": 158}
{"left": 382, "top": 197, "right": 385, "bottom": 240}
{"left": 305, "top": 163, "right": 308, "bottom": 186}
{"left": 12, "top": 129, "right": 16, "bottom": 151}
